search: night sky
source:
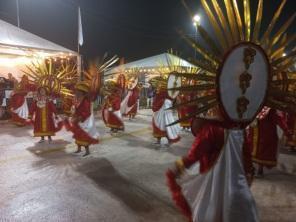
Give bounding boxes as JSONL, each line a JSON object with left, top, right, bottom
{"left": 0, "top": 0, "right": 294, "bottom": 62}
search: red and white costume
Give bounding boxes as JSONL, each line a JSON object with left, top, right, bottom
{"left": 10, "top": 91, "right": 30, "bottom": 126}
{"left": 121, "top": 87, "right": 140, "bottom": 117}
{"left": 102, "top": 92, "right": 124, "bottom": 131}
{"left": 167, "top": 121, "right": 258, "bottom": 222}
{"left": 152, "top": 90, "right": 181, "bottom": 143}
{"left": 29, "top": 97, "right": 62, "bottom": 137}
{"left": 247, "top": 108, "right": 288, "bottom": 168}
{"left": 10, "top": 79, "right": 35, "bottom": 126}
{"left": 65, "top": 97, "right": 99, "bottom": 146}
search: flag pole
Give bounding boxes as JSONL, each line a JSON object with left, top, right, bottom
{"left": 16, "top": 0, "right": 20, "bottom": 27}
{"left": 77, "top": 6, "right": 81, "bottom": 79}
{"left": 77, "top": 6, "right": 80, "bottom": 54}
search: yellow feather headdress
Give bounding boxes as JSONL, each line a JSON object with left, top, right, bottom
{"left": 167, "top": 0, "right": 296, "bottom": 126}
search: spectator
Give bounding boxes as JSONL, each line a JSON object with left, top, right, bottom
{"left": 146, "top": 84, "right": 154, "bottom": 108}
{"left": 7, "top": 73, "right": 18, "bottom": 89}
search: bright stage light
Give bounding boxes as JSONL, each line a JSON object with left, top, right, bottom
{"left": 193, "top": 14, "right": 201, "bottom": 26}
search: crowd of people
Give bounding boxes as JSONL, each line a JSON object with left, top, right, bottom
{"left": 6, "top": 72, "right": 296, "bottom": 160}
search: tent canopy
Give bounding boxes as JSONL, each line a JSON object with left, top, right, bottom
{"left": 105, "top": 53, "right": 198, "bottom": 76}
{"left": 0, "top": 19, "right": 76, "bottom": 56}
{"left": 0, "top": 19, "right": 78, "bottom": 80}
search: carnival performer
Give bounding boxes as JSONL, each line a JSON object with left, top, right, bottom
{"left": 9, "top": 75, "right": 34, "bottom": 126}
{"left": 164, "top": 0, "right": 296, "bottom": 220}
{"left": 29, "top": 86, "right": 62, "bottom": 143}
{"left": 121, "top": 79, "right": 140, "bottom": 120}
{"left": 64, "top": 82, "right": 99, "bottom": 156}
{"left": 247, "top": 107, "right": 290, "bottom": 176}
{"left": 152, "top": 82, "right": 181, "bottom": 146}
{"left": 102, "top": 81, "right": 124, "bottom": 133}
{"left": 166, "top": 116, "right": 258, "bottom": 222}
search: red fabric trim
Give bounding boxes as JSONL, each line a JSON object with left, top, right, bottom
{"left": 125, "top": 104, "right": 137, "bottom": 116}
{"left": 168, "top": 136, "right": 181, "bottom": 143}
{"left": 10, "top": 113, "right": 30, "bottom": 126}
{"left": 74, "top": 97, "right": 91, "bottom": 122}
{"left": 102, "top": 108, "right": 124, "bottom": 130}
{"left": 152, "top": 91, "right": 167, "bottom": 112}
{"left": 64, "top": 119, "right": 99, "bottom": 145}
{"left": 127, "top": 88, "right": 139, "bottom": 107}
{"left": 166, "top": 170, "right": 193, "bottom": 222}
{"left": 152, "top": 118, "right": 167, "bottom": 138}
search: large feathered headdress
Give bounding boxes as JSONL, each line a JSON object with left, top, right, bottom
{"left": 22, "top": 59, "right": 77, "bottom": 97}
{"left": 168, "top": 0, "right": 296, "bottom": 126}
{"left": 83, "top": 54, "right": 119, "bottom": 100}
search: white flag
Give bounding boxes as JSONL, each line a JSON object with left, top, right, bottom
{"left": 78, "top": 7, "right": 83, "bottom": 46}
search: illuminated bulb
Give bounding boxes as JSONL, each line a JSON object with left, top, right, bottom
{"left": 193, "top": 14, "right": 201, "bottom": 26}
{"left": 282, "top": 53, "right": 286, "bottom": 57}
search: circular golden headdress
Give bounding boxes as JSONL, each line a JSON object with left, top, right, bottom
{"left": 167, "top": 0, "right": 296, "bottom": 126}
{"left": 23, "top": 59, "right": 77, "bottom": 97}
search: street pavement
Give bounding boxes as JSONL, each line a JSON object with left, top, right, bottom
{"left": 0, "top": 110, "right": 295, "bottom": 222}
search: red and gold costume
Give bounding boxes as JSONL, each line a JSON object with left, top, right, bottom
{"left": 152, "top": 90, "right": 168, "bottom": 138}
{"left": 166, "top": 121, "right": 254, "bottom": 221}
{"left": 9, "top": 76, "right": 35, "bottom": 126}
{"left": 121, "top": 86, "right": 140, "bottom": 117}
{"left": 102, "top": 90, "right": 124, "bottom": 131}
{"left": 29, "top": 97, "right": 61, "bottom": 137}
{"left": 10, "top": 91, "right": 29, "bottom": 126}
{"left": 65, "top": 97, "right": 99, "bottom": 146}
{"left": 286, "top": 113, "right": 296, "bottom": 148}
{"left": 247, "top": 108, "right": 289, "bottom": 168}
{"left": 152, "top": 89, "right": 181, "bottom": 142}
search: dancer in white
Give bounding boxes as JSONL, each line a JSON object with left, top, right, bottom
{"left": 164, "top": 0, "right": 295, "bottom": 220}
{"left": 65, "top": 82, "right": 99, "bottom": 156}
{"left": 151, "top": 80, "right": 181, "bottom": 145}
{"left": 121, "top": 78, "right": 140, "bottom": 120}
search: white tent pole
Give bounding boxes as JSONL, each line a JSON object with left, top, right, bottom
{"left": 16, "top": 0, "right": 20, "bottom": 28}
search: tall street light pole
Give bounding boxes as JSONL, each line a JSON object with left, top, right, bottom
{"left": 192, "top": 14, "right": 200, "bottom": 59}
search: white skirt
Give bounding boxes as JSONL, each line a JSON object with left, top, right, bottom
{"left": 12, "top": 99, "right": 29, "bottom": 120}
{"left": 153, "top": 99, "right": 181, "bottom": 141}
{"left": 180, "top": 130, "right": 259, "bottom": 222}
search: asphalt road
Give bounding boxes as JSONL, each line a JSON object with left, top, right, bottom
{"left": 0, "top": 111, "right": 295, "bottom": 222}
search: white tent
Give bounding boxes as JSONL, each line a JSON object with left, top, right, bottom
{"left": 104, "top": 53, "right": 198, "bottom": 78}
{"left": 0, "top": 19, "right": 77, "bottom": 80}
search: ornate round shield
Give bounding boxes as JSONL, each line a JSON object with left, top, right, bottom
{"left": 217, "top": 42, "right": 270, "bottom": 124}
{"left": 167, "top": 73, "right": 182, "bottom": 99}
